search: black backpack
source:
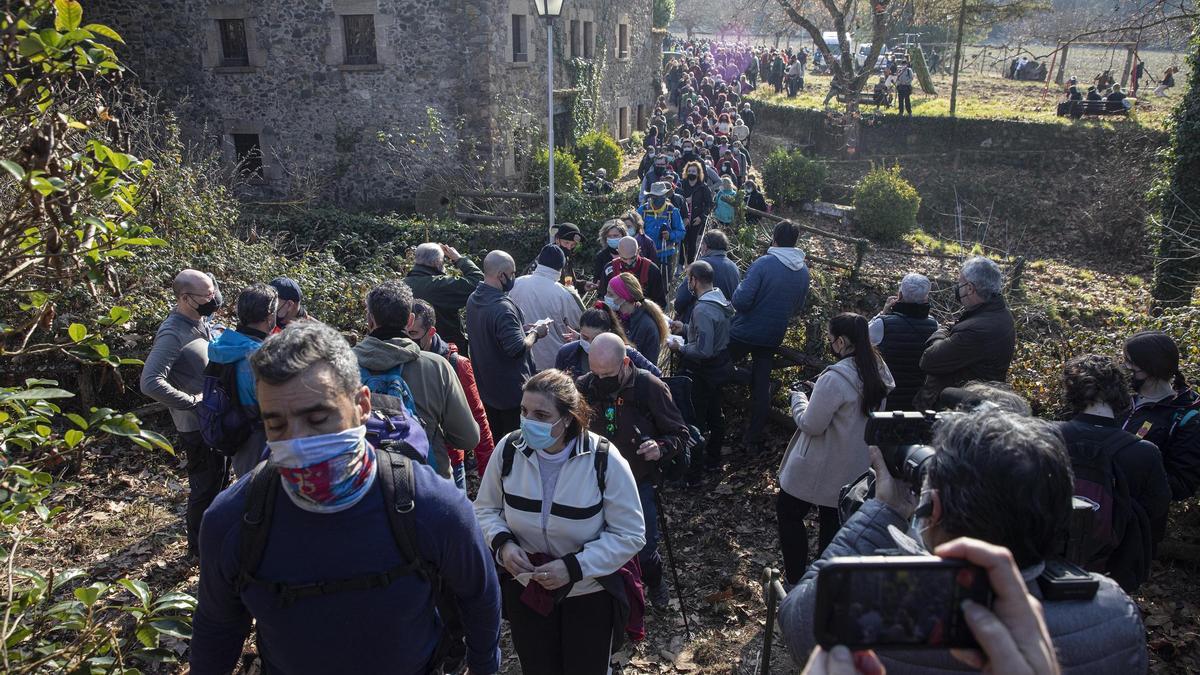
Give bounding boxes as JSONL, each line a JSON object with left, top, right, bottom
{"left": 501, "top": 431, "right": 610, "bottom": 494}
{"left": 236, "top": 443, "right": 466, "bottom": 673}
{"left": 1068, "top": 430, "right": 1145, "bottom": 583}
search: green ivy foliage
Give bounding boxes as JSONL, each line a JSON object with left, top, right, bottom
{"left": 761, "top": 147, "right": 827, "bottom": 206}
{"left": 653, "top": 0, "right": 676, "bottom": 28}
{"left": 853, "top": 165, "right": 922, "bottom": 241}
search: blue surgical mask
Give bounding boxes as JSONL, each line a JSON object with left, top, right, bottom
{"left": 606, "top": 238, "right": 622, "bottom": 250}
{"left": 267, "top": 425, "right": 376, "bottom": 514}
{"left": 604, "top": 295, "right": 622, "bottom": 312}
{"left": 521, "top": 416, "right": 563, "bottom": 451}
{"left": 579, "top": 338, "right": 592, "bottom": 353}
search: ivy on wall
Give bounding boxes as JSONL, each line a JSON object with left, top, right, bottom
{"left": 566, "top": 56, "right": 605, "bottom": 145}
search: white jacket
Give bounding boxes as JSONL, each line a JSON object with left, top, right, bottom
{"left": 474, "top": 430, "right": 646, "bottom": 597}
{"left": 509, "top": 265, "right": 584, "bottom": 371}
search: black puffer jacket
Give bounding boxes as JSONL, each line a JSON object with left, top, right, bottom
{"left": 1122, "top": 388, "right": 1200, "bottom": 501}
{"left": 915, "top": 296, "right": 1015, "bottom": 408}
{"left": 876, "top": 303, "right": 938, "bottom": 411}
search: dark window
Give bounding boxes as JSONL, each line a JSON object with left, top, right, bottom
{"left": 618, "top": 23, "right": 629, "bottom": 59}
{"left": 232, "top": 133, "right": 263, "bottom": 179}
{"left": 343, "top": 14, "right": 377, "bottom": 65}
{"left": 570, "top": 20, "right": 580, "bottom": 59}
{"left": 218, "top": 18, "right": 249, "bottom": 67}
{"left": 618, "top": 106, "right": 629, "bottom": 140}
{"left": 512, "top": 14, "right": 527, "bottom": 62}
{"left": 583, "top": 22, "right": 593, "bottom": 58}
{"left": 637, "top": 104, "right": 645, "bottom": 131}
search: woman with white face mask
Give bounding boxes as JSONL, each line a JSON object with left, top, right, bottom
{"left": 474, "top": 370, "right": 645, "bottom": 675}
{"left": 553, "top": 308, "right": 663, "bottom": 379}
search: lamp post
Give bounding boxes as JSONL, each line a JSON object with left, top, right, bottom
{"left": 534, "top": 0, "right": 564, "bottom": 240}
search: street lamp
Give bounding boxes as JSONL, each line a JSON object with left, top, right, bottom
{"left": 534, "top": 0, "right": 564, "bottom": 239}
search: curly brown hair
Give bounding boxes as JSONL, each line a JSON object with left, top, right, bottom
{"left": 1062, "top": 354, "right": 1131, "bottom": 414}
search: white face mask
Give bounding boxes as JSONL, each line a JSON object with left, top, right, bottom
{"left": 267, "top": 425, "right": 367, "bottom": 469}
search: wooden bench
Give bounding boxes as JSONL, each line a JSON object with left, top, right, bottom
{"left": 837, "top": 91, "right": 893, "bottom": 108}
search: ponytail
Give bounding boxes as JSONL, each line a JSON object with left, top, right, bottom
{"left": 830, "top": 312, "right": 887, "bottom": 415}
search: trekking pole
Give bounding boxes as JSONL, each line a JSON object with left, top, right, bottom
{"left": 759, "top": 567, "right": 785, "bottom": 675}
{"left": 654, "top": 488, "right": 693, "bottom": 640}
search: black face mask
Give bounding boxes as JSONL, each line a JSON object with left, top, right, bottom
{"left": 687, "top": 175, "right": 698, "bottom": 183}
{"left": 501, "top": 273, "right": 515, "bottom": 293}
{"left": 196, "top": 298, "right": 221, "bottom": 317}
{"left": 595, "top": 373, "right": 623, "bottom": 397}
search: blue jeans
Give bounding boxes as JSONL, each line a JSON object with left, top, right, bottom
{"left": 638, "top": 481, "right": 664, "bottom": 589}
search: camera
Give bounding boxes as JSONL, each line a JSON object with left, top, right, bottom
{"left": 864, "top": 411, "right": 959, "bottom": 493}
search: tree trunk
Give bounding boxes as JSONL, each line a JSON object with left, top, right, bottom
{"left": 1152, "top": 18, "right": 1200, "bottom": 308}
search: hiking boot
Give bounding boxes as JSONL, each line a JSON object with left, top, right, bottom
{"left": 648, "top": 579, "right": 671, "bottom": 610}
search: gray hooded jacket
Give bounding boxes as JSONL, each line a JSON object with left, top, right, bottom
{"left": 779, "top": 499, "right": 1148, "bottom": 675}
{"left": 680, "top": 288, "right": 734, "bottom": 362}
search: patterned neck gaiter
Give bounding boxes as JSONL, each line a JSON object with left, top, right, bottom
{"left": 267, "top": 425, "right": 376, "bottom": 514}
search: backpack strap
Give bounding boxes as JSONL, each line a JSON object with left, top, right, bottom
{"left": 594, "top": 436, "right": 611, "bottom": 496}
{"left": 236, "top": 460, "right": 279, "bottom": 593}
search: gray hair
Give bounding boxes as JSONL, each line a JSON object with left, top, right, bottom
{"left": 928, "top": 409, "right": 1072, "bottom": 568}
{"left": 898, "top": 273, "right": 930, "bottom": 303}
{"left": 413, "top": 243, "right": 444, "bottom": 268}
{"left": 236, "top": 283, "right": 278, "bottom": 326}
{"left": 366, "top": 280, "right": 414, "bottom": 331}
{"left": 961, "top": 256, "right": 1003, "bottom": 299}
{"left": 250, "top": 321, "right": 360, "bottom": 396}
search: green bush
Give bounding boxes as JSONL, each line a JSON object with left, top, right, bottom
{"left": 572, "top": 130, "right": 624, "bottom": 181}
{"left": 528, "top": 148, "right": 583, "bottom": 194}
{"left": 653, "top": 0, "right": 676, "bottom": 29}
{"left": 853, "top": 165, "right": 921, "bottom": 241}
{"left": 761, "top": 147, "right": 827, "bottom": 206}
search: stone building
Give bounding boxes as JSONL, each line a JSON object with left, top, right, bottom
{"left": 92, "top": 0, "right": 661, "bottom": 206}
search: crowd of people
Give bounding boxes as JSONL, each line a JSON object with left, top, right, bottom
{"left": 129, "top": 37, "right": 1197, "bottom": 675}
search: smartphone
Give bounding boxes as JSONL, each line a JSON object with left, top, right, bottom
{"left": 813, "top": 556, "right": 994, "bottom": 650}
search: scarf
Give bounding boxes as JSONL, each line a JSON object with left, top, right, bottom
{"left": 268, "top": 426, "right": 377, "bottom": 514}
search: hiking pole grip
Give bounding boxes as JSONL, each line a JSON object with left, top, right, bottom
{"left": 654, "top": 489, "right": 692, "bottom": 641}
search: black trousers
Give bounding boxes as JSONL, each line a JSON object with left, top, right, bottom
{"left": 897, "top": 84, "right": 913, "bottom": 115}
{"left": 777, "top": 490, "right": 840, "bottom": 585}
{"left": 685, "top": 364, "right": 730, "bottom": 474}
{"left": 484, "top": 403, "right": 521, "bottom": 440}
{"left": 180, "top": 430, "right": 229, "bottom": 555}
{"left": 503, "top": 580, "right": 615, "bottom": 675}
{"left": 728, "top": 339, "right": 774, "bottom": 446}
{"left": 682, "top": 223, "right": 704, "bottom": 264}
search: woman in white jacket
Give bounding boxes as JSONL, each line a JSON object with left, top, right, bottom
{"left": 474, "top": 369, "right": 645, "bottom": 675}
{"left": 776, "top": 313, "right": 894, "bottom": 585}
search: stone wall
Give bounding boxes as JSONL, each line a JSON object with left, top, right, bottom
{"left": 91, "top": 0, "right": 660, "bottom": 206}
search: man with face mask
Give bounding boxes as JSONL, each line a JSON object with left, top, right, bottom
{"left": 268, "top": 277, "right": 305, "bottom": 332}
{"left": 353, "top": 281, "right": 479, "bottom": 483}
{"left": 405, "top": 242, "right": 485, "bottom": 358}
{"left": 141, "top": 268, "right": 222, "bottom": 557}
{"left": 466, "top": 251, "right": 549, "bottom": 438}
{"left": 205, "top": 283, "right": 279, "bottom": 478}
{"left": 190, "top": 322, "right": 502, "bottom": 675}
{"left": 914, "top": 256, "right": 1017, "bottom": 409}
{"left": 778, "top": 409, "right": 1147, "bottom": 674}
{"left": 575, "top": 334, "right": 689, "bottom": 610}
{"left": 677, "top": 161, "right": 713, "bottom": 265}
{"left": 640, "top": 154, "right": 676, "bottom": 199}
{"left": 637, "top": 182, "right": 686, "bottom": 277}
{"left": 603, "top": 236, "right": 666, "bottom": 308}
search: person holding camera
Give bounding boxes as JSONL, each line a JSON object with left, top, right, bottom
{"left": 779, "top": 409, "right": 1148, "bottom": 673}
{"left": 797, "top": 537, "right": 1063, "bottom": 675}
{"left": 915, "top": 257, "right": 1016, "bottom": 409}
{"left": 1058, "top": 354, "right": 1169, "bottom": 593}
{"left": 1121, "top": 330, "right": 1200, "bottom": 501}
{"left": 868, "top": 273, "right": 938, "bottom": 412}
{"left": 777, "top": 313, "right": 894, "bottom": 585}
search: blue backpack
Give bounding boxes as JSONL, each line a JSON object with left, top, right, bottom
{"left": 360, "top": 365, "right": 434, "bottom": 472}
{"left": 198, "top": 361, "right": 258, "bottom": 457}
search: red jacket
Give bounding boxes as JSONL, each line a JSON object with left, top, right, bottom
{"left": 434, "top": 335, "right": 495, "bottom": 476}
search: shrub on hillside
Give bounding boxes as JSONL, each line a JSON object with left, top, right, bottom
{"left": 528, "top": 148, "right": 583, "bottom": 194}
{"left": 761, "top": 147, "right": 827, "bottom": 206}
{"left": 573, "top": 130, "right": 624, "bottom": 181}
{"left": 853, "top": 166, "right": 921, "bottom": 241}
{"left": 653, "top": 0, "right": 676, "bottom": 28}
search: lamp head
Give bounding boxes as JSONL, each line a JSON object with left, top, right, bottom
{"left": 534, "top": 0, "right": 564, "bottom": 18}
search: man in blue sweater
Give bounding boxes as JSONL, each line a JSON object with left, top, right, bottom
{"left": 191, "top": 322, "right": 501, "bottom": 675}
{"left": 729, "top": 221, "right": 810, "bottom": 454}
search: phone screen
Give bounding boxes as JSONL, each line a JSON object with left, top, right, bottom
{"left": 815, "top": 557, "right": 993, "bottom": 650}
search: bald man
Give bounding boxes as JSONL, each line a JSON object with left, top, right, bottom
{"left": 575, "top": 332, "right": 689, "bottom": 609}
{"left": 465, "top": 250, "right": 549, "bottom": 437}
{"left": 602, "top": 236, "right": 666, "bottom": 307}
{"left": 140, "top": 268, "right": 223, "bottom": 558}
